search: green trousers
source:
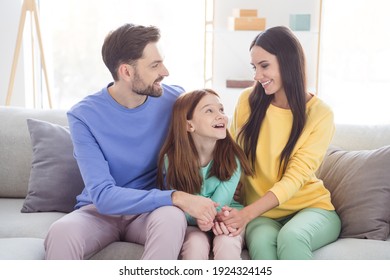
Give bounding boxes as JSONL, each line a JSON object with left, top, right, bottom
{"left": 246, "top": 208, "right": 341, "bottom": 260}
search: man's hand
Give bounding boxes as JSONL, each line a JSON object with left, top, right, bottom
{"left": 172, "top": 191, "right": 218, "bottom": 223}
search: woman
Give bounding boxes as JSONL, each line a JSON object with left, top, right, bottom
{"left": 218, "top": 26, "right": 341, "bottom": 260}
{"left": 157, "top": 89, "right": 252, "bottom": 259}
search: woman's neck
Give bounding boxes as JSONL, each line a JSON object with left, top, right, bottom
{"left": 271, "top": 91, "right": 289, "bottom": 109}
{"left": 271, "top": 92, "right": 313, "bottom": 109}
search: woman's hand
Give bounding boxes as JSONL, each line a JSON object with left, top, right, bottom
{"left": 212, "top": 208, "right": 239, "bottom": 236}
{"left": 218, "top": 191, "right": 280, "bottom": 236}
{"left": 216, "top": 206, "right": 250, "bottom": 237}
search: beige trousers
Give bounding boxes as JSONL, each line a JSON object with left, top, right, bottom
{"left": 44, "top": 204, "right": 187, "bottom": 260}
{"left": 180, "top": 226, "right": 245, "bottom": 260}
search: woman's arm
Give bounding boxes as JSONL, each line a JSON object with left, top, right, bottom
{"left": 270, "top": 107, "right": 335, "bottom": 205}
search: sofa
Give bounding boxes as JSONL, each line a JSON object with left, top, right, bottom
{"left": 1, "top": 105, "right": 390, "bottom": 260}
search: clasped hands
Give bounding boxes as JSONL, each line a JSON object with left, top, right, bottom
{"left": 174, "top": 190, "right": 245, "bottom": 237}
{"left": 197, "top": 206, "right": 243, "bottom": 237}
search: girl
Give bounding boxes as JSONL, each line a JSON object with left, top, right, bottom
{"left": 217, "top": 26, "right": 341, "bottom": 260}
{"left": 157, "top": 89, "right": 252, "bottom": 259}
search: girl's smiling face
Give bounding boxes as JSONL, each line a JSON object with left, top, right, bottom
{"left": 187, "top": 93, "right": 228, "bottom": 142}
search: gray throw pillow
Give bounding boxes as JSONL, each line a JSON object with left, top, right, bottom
{"left": 317, "top": 145, "right": 390, "bottom": 240}
{"left": 21, "top": 119, "right": 84, "bottom": 213}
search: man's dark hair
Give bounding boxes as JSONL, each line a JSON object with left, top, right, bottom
{"left": 101, "top": 23, "right": 160, "bottom": 81}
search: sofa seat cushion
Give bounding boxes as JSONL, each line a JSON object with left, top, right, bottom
{"left": 0, "top": 238, "right": 45, "bottom": 260}
{"left": 313, "top": 236, "right": 390, "bottom": 260}
{"left": 0, "top": 198, "right": 65, "bottom": 239}
{"left": 88, "top": 242, "right": 251, "bottom": 260}
{"left": 89, "top": 242, "right": 144, "bottom": 260}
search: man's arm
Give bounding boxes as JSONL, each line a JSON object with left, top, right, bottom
{"left": 67, "top": 110, "right": 174, "bottom": 215}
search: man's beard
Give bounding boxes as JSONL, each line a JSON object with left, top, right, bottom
{"left": 132, "top": 71, "right": 163, "bottom": 98}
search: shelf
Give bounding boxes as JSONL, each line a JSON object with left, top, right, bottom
{"left": 226, "top": 79, "right": 254, "bottom": 89}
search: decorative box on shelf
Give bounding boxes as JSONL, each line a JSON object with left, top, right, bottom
{"left": 228, "top": 17, "right": 266, "bottom": 31}
{"left": 228, "top": 8, "right": 266, "bottom": 31}
{"left": 232, "top": 9, "right": 258, "bottom": 17}
{"left": 289, "top": 14, "right": 311, "bottom": 31}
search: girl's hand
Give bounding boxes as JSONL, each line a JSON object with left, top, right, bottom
{"left": 197, "top": 218, "right": 213, "bottom": 232}
{"left": 212, "top": 208, "right": 239, "bottom": 236}
{"left": 212, "top": 221, "right": 238, "bottom": 236}
{"left": 212, "top": 221, "right": 229, "bottom": 236}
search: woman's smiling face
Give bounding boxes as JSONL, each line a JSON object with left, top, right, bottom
{"left": 250, "top": 45, "right": 285, "bottom": 97}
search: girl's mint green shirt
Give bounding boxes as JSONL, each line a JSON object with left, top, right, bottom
{"left": 164, "top": 156, "right": 243, "bottom": 225}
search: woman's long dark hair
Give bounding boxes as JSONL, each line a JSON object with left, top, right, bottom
{"left": 237, "top": 26, "right": 307, "bottom": 175}
{"left": 157, "top": 89, "right": 252, "bottom": 194}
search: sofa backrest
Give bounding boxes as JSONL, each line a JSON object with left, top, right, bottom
{"left": 1, "top": 105, "right": 390, "bottom": 198}
{"left": 332, "top": 124, "right": 390, "bottom": 151}
{"left": 0, "top": 106, "right": 68, "bottom": 198}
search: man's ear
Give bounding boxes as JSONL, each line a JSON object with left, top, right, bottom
{"left": 187, "top": 120, "right": 195, "bottom": 132}
{"left": 118, "top": 64, "right": 133, "bottom": 81}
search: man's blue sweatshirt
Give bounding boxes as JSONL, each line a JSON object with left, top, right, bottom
{"left": 67, "top": 83, "right": 184, "bottom": 215}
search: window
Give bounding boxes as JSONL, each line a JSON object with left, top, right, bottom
{"left": 318, "top": 0, "right": 390, "bottom": 125}
{"left": 40, "top": 0, "right": 206, "bottom": 109}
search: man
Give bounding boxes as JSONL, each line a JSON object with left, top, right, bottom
{"left": 44, "top": 23, "right": 217, "bottom": 259}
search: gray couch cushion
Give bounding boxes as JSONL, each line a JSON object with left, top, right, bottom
{"left": 0, "top": 238, "right": 45, "bottom": 260}
{"left": 0, "top": 106, "right": 68, "bottom": 198}
{"left": 0, "top": 198, "right": 65, "bottom": 238}
{"left": 313, "top": 236, "right": 390, "bottom": 260}
{"left": 22, "top": 119, "right": 84, "bottom": 213}
{"left": 89, "top": 242, "right": 250, "bottom": 260}
{"left": 317, "top": 145, "right": 390, "bottom": 240}
{"left": 89, "top": 242, "right": 144, "bottom": 260}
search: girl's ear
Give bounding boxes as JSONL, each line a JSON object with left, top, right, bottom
{"left": 187, "top": 120, "right": 195, "bottom": 132}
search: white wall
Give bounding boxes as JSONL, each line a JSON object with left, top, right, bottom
{"left": 0, "top": 0, "right": 26, "bottom": 107}
{"left": 318, "top": 0, "right": 390, "bottom": 125}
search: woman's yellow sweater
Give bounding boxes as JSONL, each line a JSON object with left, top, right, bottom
{"left": 231, "top": 88, "right": 335, "bottom": 219}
